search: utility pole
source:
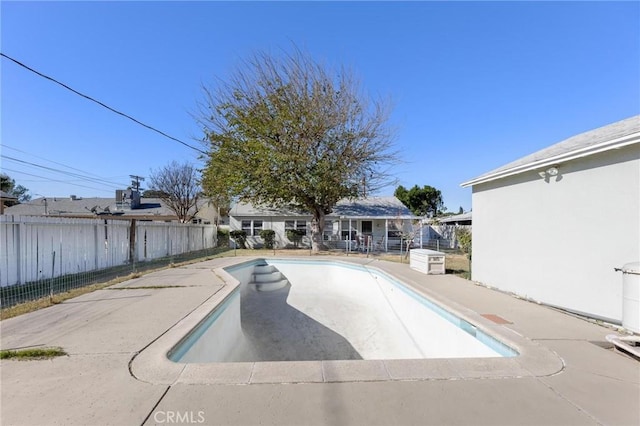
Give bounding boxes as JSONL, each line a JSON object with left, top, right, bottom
{"left": 129, "top": 175, "right": 145, "bottom": 192}
{"left": 362, "top": 176, "right": 366, "bottom": 198}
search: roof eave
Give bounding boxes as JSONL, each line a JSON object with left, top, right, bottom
{"left": 460, "top": 132, "right": 640, "bottom": 188}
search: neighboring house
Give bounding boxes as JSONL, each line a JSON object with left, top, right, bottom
{"left": 228, "top": 196, "right": 416, "bottom": 251}
{"left": 461, "top": 115, "right": 640, "bottom": 323}
{"left": 437, "top": 212, "right": 472, "bottom": 226}
{"left": 422, "top": 212, "right": 473, "bottom": 248}
{"left": 0, "top": 191, "right": 18, "bottom": 215}
{"left": 3, "top": 192, "right": 220, "bottom": 224}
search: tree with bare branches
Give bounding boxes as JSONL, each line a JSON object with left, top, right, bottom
{"left": 148, "top": 161, "right": 200, "bottom": 223}
{"left": 199, "top": 47, "right": 398, "bottom": 252}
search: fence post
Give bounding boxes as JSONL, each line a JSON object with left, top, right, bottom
{"left": 50, "top": 251, "right": 56, "bottom": 301}
{"left": 15, "top": 220, "right": 22, "bottom": 285}
{"left": 129, "top": 219, "right": 136, "bottom": 270}
{"left": 94, "top": 222, "right": 99, "bottom": 271}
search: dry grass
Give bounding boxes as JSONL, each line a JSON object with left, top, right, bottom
{"left": 1, "top": 273, "right": 142, "bottom": 321}
{"left": 444, "top": 253, "right": 471, "bottom": 278}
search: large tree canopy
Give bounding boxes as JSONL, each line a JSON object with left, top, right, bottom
{"left": 199, "top": 47, "right": 397, "bottom": 252}
{"left": 394, "top": 184, "right": 444, "bottom": 217}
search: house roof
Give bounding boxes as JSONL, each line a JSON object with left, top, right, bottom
{"left": 461, "top": 115, "right": 640, "bottom": 188}
{"left": 2, "top": 196, "right": 209, "bottom": 220}
{"left": 230, "top": 196, "right": 414, "bottom": 219}
{"left": 437, "top": 212, "right": 472, "bottom": 224}
{"left": 0, "top": 191, "right": 18, "bottom": 201}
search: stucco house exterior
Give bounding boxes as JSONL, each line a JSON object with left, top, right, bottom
{"left": 461, "top": 115, "right": 639, "bottom": 323}
{"left": 228, "top": 196, "right": 416, "bottom": 251}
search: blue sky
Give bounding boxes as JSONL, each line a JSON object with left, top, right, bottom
{"left": 2, "top": 1, "right": 638, "bottom": 212}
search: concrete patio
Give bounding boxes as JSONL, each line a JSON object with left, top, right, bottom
{"left": 1, "top": 256, "right": 638, "bottom": 425}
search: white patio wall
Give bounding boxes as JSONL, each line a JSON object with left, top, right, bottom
{"left": 471, "top": 144, "right": 639, "bottom": 322}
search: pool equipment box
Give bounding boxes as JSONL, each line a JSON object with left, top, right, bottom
{"left": 410, "top": 249, "right": 446, "bottom": 275}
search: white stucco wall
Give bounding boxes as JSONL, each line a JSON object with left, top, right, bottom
{"left": 229, "top": 215, "right": 311, "bottom": 248}
{"left": 471, "top": 144, "right": 639, "bottom": 322}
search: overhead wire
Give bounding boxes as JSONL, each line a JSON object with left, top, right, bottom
{"left": 1, "top": 154, "right": 128, "bottom": 188}
{"left": 1, "top": 167, "right": 116, "bottom": 193}
{"left": 0, "top": 52, "right": 208, "bottom": 156}
{"left": 1, "top": 143, "right": 129, "bottom": 181}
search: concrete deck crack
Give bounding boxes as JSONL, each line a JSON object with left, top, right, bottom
{"left": 536, "top": 377, "right": 604, "bottom": 425}
{"left": 140, "top": 385, "right": 171, "bottom": 426}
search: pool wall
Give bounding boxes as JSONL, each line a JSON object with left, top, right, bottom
{"left": 170, "top": 258, "right": 517, "bottom": 363}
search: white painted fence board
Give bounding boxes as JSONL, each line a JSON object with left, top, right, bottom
{"left": 0, "top": 216, "right": 216, "bottom": 287}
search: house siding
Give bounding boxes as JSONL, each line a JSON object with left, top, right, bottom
{"left": 230, "top": 214, "right": 312, "bottom": 248}
{"left": 471, "top": 144, "right": 639, "bottom": 322}
{"left": 228, "top": 197, "right": 418, "bottom": 251}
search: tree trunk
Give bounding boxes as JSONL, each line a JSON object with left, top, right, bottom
{"left": 310, "top": 208, "right": 326, "bottom": 254}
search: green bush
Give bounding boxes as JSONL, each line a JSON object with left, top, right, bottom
{"left": 286, "top": 229, "right": 305, "bottom": 248}
{"left": 259, "top": 229, "right": 276, "bottom": 249}
{"left": 456, "top": 227, "right": 472, "bottom": 259}
{"left": 229, "top": 230, "right": 247, "bottom": 249}
{"left": 217, "top": 228, "right": 230, "bottom": 247}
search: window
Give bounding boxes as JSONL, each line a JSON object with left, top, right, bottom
{"left": 241, "top": 220, "right": 263, "bottom": 236}
{"left": 296, "top": 220, "right": 307, "bottom": 235}
{"left": 323, "top": 220, "right": 335, "bottom": 241}
{"left": 241, "top": 220, "right": 252, "bottom": 235}
{"left": 341, "top": 220, "right": 356, "bottom": 240}
{"left": 285, "top": 220, "right": 307, "bottom": 236}
{"left": 388, "top": 221, "right": 402, "bottom": 237}
{"left": 253, "top": 220, "right": 263, "bottom": 236}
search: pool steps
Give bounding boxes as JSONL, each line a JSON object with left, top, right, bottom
{"left": 249, "top": 264, "right": 289, "bottom": 291}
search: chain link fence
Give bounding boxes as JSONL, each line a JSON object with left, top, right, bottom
{"left": 1, "top": 216, "right": 223, "bottom": 310}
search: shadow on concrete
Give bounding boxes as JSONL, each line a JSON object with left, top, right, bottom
{"left": 240, "top": 282, "right": 362, "bottom": 361}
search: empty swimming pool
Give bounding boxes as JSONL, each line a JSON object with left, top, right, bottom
{"left": 169, "top": 259, "right": 517, "bottom": 363}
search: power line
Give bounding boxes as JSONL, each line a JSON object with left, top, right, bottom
{"left": 0, "top": 52, "right": 208, "bottom": 156}
{"left": 1, "top": 155, "right": 128, "bottom": 188}
{"left": 1, "top": 167, "right": 116, "bottom": 193}
{"left": 1, "top": 143, "right": 125, "bottom": 181}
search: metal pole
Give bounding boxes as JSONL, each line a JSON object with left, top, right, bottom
{"left": 49, "top": 251, "right": 56, "bottom": 301}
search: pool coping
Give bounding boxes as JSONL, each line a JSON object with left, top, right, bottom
{"left": 130, "top": 257, "right": 564, "bottom": 385}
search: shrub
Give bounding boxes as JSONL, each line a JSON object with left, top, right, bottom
{"left": 229, "top": 230, "right": 247, "bottom": 249}
{"left": 217, "top": 228, "right": 230, "bottom": 247}
{"left": 259, "top": 229, "right": 276, "bottom": 249}
{"left": 286, "top": 229, "right": 305, "bottom": 248}
{"left": 455, "top": 227, "right": 472, "bottom": 259}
